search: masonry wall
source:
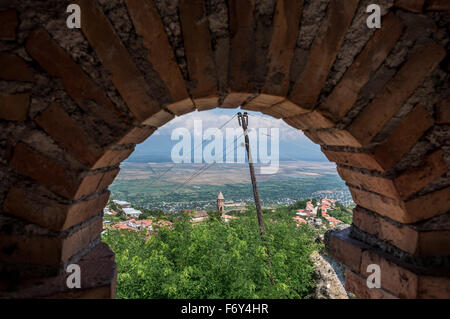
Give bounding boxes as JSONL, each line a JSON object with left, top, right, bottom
{"left": 0, "top": 0, "right": 448, "bottom": 298}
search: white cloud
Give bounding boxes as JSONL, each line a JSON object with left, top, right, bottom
{"left": 157, "top": 110, "right": 308, "bottom": 142}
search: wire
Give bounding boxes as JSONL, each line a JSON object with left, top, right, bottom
{"left": 145, "top": 113, "right": 238, "bottom": 187}
{"left": 162, "top": 131, "right": 246, "bottom": 197}
{"left": 247, "top": 113, "right": 321, "bottom": 153}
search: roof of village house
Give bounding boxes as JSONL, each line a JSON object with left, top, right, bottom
{"left": 293, "top": 216, "right": 307, "bottom": 226}
{"left": 222, "top": 214, "right": 237, "bottom": 219}
{"left": 113, "top": 200, "right": 130, "bottom": 206}
{"left": 193, "top": 210, "right": 208, "bottom": 218}
{"left": 123, "top": 207, "right": 142, "bottom": 215}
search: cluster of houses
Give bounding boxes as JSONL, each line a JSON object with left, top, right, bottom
{"left": 294, "top": 198, "right": 343, "bottom": 227}
{"left": 103, "top": 199, "right": 173, "bottom": 234}
{"left": 104, "top": 195, "right": 343, "bottom": 233}
{"left": 103, "top": 193, "right": 238, "bottom": 234}
{"left": 112, "top": 218, "right": 174, "bottom": 234}
{"left": 183, "top": 192, "right": 238, "bottom": 224}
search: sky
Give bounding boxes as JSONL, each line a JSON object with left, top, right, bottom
{"left": 128, "top": 107, "right": 327, "bottom": 162}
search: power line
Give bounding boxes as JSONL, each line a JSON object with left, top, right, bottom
{"left": 145, "top": 113, "right": 238, "bottom": 188}
{"left": 247, "top": 113, "right": 321, "bottom": 153}
{"left": 161, "top": 131, "right": 246, "bottom": 197}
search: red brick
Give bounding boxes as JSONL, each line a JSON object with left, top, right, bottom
{"left": 424, "top": 0, "right": 450, "bottom": 10}
{"left": 224, "top": 0, "right": 256, "bottom": 108}
{"left": 289, "top": 0, "right": 359, "bottom": 110}
{"left": 0, "top": 216, "right": 101, "bottom": 267}
{"left": 75, "top": 168, "right": 120, "bottom": 200}
{"left": 404, "top": 186, "right": 450, "bottom": 222}
{"left": 10, "top": 143, "right": 119, "bottom": 200}
{"left": 92, "top": 149, "right": 133, "bottom": 170}
{"left": 321, "top": 148, "right": 384, "bottom": 171}
{"left": 117, "top": 126, "right": 156, "bottom": 145}
{"left": 260, "top": 107, "right": 283, "bottom": 119}
{"left": 373, "top": 104, "right": 434, "bottom": 171}
{"left": 418, "top": 229, "right": 450, "bottom": 257}
{"left": 347, "top": 44, "right": 445, "bottom": 146}
{"left": 360, "top": 250, "right": 419, "bottom": 298}
{"left": 194, "top": 97, "right": 220, "bottom": 111}
{"left": 331, "top": 227, "right": 450, "bottom": 298}
{"left": 337, "top": 166, "right": 401, "bottom": 200}
{"left": 262, "top": 0, "right": 303, "bottom": 98}
{"left": 436, "top": 99, "right": 450, "bottom": 123}
{"left": 0, "top": 10, "right": 17, "bottom": 40}
{"left": 319, "top": 13, "right": 403, "bottom": 122}
{"left": 167, "top": 98, "right": 197, "bottom": 116}
{"left": 418, "top": 275, "right": 450, "bottom": 298}
{"left": 339, "top": 154, "right": 445, "bottom": 200}
{"left": 143, "top": 109, "right": 174, "bottom": 128}
{"left": 308, "top": 129, "right": 362, "bottom": 147}
{"left": 25, "top": 28, "right": 127, "bottom": 127}
{"left": 328, "top": 227, "right": 364, "bottom": 272}
{"left": 0, "top": 93, "right": 30, "bottom": 121}
{"left": 395, "top": 0, "right": 425, "bottom": 12}
{"left": 75, "top": 0, "right": 162, "bottom": 125}
{"left": 125, "top": 0, "right": 193, "bottom": 114}
{"left": 393, "top": 149, "right": 448, "bottom": 199}
{"left": 3, "top": 186, "right": 110, "bottom": 231}
{"left": 359, "top": 251, "right": 450, "bottom": 298}
{"left": 61, "top": 218, "right": 103, "bottom": 262}
{"left": 1, "top": 243, "right": 116, "bottom": 299}
{"left": 35, "top": 103, "right": 134, "bottom": 169}
{"left": 245, "top": 94, "right": 286, "bottom": 112}
{"left": 303, "top": 130, "right": 324, "bottom": 145}
{"left": 271, "top": 99, "right": 309, "bottom": 117}
{"left": 35, "top": 103, "right": 102, "bottom": 164}
{"left": 179, "top": 0, "right": 218, "bottom": 108}
{"left": 349, "top": 185, "right": 450, "bottom": 224}
{"left": 0, "top": 53, "right": 34, "bottom": 81}
{"left": 222, "top": 93, "right": 253, "bottom": 109}
{"left": 345, "top": 269, "right": 398, "bottom": 299}
{"left": 354, "top": 207, "right": 449, "bottom": 256}
{"left": 353, "top": 207, "right": 420, "bottom": 255}
{"left": 349, "top": 186, "right": 408, "bottom": 222}
{"left": 283, "top": 111, "right": 334, "bottom": 130}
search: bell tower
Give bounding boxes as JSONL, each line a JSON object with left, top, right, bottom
{"left": 217, "top": 192, "right": 225, "bottom": 214}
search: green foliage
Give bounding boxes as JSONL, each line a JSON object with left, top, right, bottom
{"left": 134, "top": 206, "right": 165, "bottom": 220}
{"left": 290, "top": 199, "right": 309, "bottom": 210}
{"left": 206, "top": 209, "right": 222, "bottom": 220}
{"left": 102, "top": 215, "right": 318, "bottom": 299}
{"left": 108, "top": 200, "right": 123, "bottom": 213}
{"left": 326, "top": 205, "right": 353, "bottom": 225}
{"left": 109, "top": 175, "right": 350, "bottom": 209}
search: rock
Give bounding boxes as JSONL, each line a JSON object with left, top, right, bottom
{"left": 311, "top": 251, "right": 349, "bottom": 299}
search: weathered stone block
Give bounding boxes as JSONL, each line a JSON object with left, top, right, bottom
{"left": 0, "top": 93, "right": 30, "bottom": 121}
{"left": 0, "top": 53, "right": 34, "bottom": 81}
{"left": 0, "top": 10, "right": 17, "bottom": 40}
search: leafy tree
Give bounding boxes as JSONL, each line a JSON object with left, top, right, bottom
{"left": 102, "top": 213, "right": 318, "bottom": 299}
{"left": 327, "top": 205, "right": 353, "bottom": 225}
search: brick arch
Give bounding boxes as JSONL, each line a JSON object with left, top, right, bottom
{"left": 0, "top": 0, "right": 448, "bottom": 298}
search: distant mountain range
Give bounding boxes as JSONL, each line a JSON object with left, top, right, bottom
{"left": 127, "top": 133, "right": 328, "bottom": 163}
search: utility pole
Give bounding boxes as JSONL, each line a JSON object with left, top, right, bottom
{"left": 238, "top": 112, "right": 273, "bottom": 286}
{"left": 238, "top": 112, "right": 266, "bottom": 235}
